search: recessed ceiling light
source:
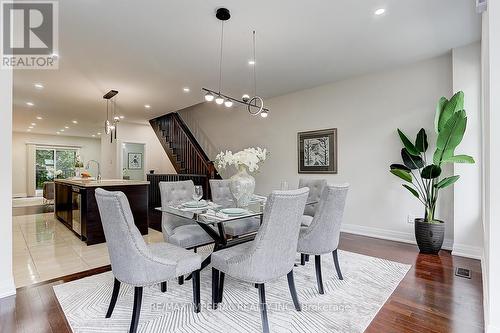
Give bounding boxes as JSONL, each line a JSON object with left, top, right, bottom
{"left": 36, "top": 116, "right": 42, "bottom": 120}
{"left": 97, "top": 132, "right": 101, "bottom": 135}
{"left": 28, "top": 126, "right": 33, "bottom": 129}
{"left": 64, "top": 126, "right": 69, "bottom": 129}
{"left": 26, "top": 102, "right": 34, "bottom": 106}
{"left": 248, "top": 60, "right": 255, "bottom": 65}
{"left": 60, "top": 129, "right": 64, "bottom": 132}
{"left": 72, "top": 120, "right": 78, "bottom": 124}
{"left": 92, "top": 134, "right": 96, "bottom": 137}
{"left": 31, "top": 123, "right": 36, "bottom": 126}
{"left": 183, "top": 87, "right": 190, "bottom": 92}
{"left": 374, "top": 8, "right": 386, "bottom": 15}
{"left": 119, "top": 115, "right": 125, "bottom": 119}
{"left": 144, "top": 104, "right": 151, "bottom": 109}
{"left": 27, "top": 129, "right": 31, "bottom": 132}
{"left": 34, "top": 83, "right": 44, "bottom": 89}
{"left": 56, "top": 131, "right": 60, "bottom": 135}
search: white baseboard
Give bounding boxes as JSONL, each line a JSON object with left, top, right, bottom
{"left": 0, "top": 277, "right": 16, "bottom": 299}
{"left": 452, "top": 243, "right": 483, "bottom": 260}
{"left": 341, "top": 223, "right": 454, "bottom": 252}
{"left": 12, "top": 193, "right": 27, "bottom": 198}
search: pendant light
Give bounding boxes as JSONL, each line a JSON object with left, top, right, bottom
{"left": 202, "top": 8, "right": 269, "bottom": 117}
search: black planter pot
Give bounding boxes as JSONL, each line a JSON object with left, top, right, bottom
{"left": 414, "top": 218, "right": 445, "bottom": 254}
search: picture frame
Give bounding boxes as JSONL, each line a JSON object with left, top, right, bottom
{"left": 128, "top": 152, "right": 143, "bottom": 170}
{"left": 297, "top": 128, "right": 337, "bottom": 174}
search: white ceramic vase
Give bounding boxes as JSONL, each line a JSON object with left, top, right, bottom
{"left": 229, "top": 165, "right": 255, "bottom": 207}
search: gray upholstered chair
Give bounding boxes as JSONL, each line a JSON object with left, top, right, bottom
{"left": 299, "top": 178, "right": 327, "bottom": 222}
{"left": 209, "top": 179, "right": 260, "bottom": 236}
{"left": 95, "top": 188, "right": 202, "bottom": 333}
{"left": 211, "top": 188, "right": 309, "bottom": 333}
{"left": 297, "top": 184, "right": 349, "bottom": 294}
{"left": 160, "top": 180, "right": 215, "bottom": 249}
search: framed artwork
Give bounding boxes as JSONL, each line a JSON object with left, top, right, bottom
{"left": 128, "top": 153, "right": 143, "bottom": 170}
{"left": 297, "top": 128, "right": 337, "bottom": 174}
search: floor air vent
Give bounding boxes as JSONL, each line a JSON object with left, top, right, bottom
{"left": 455, "top": 267, "right": 472, "bottom": 279}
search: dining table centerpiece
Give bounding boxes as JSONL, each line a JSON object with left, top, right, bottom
{"left": 216, "top": 147, "right": 268, "bottom": 207}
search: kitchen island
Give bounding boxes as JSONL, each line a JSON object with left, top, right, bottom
{"left": 54, "top": 179, "right": 149, "bottom": 245}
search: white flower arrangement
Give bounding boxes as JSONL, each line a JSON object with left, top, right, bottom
{"left": 216, "top": 147, "right": 268, "bottom": 173}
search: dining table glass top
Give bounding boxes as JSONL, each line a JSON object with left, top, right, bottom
{"left": 155, "top": 196, "right": 318, "bottom": 226}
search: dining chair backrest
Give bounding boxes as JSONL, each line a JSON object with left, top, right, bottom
{"left": 300, "top": 184, "right": 349, "bottom": 253}
{"left": 95, "top": 188, "right": 175, "bottom": 284}
{"left": 159, "top": 180, "right": 196, "bottom": 236}
{"left": 298, "top": 178, "right": 327, "bottom": 216}
{"left": 209, "top": 179, "right": 232, "bottom": 204}
{"left": 248, "top": 188, "right": 309, "bottom": 280}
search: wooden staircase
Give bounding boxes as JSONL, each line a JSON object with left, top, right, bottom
{"left": 149, "top": 112, "right": 219, "bottom": 180}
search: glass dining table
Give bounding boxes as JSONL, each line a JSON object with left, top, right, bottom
{"left": 156, "top": 197, "right": 317, "bottom": 270}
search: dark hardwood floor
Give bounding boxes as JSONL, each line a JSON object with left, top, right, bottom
{"left": 0, "top": 233, "right": 483, "bottom": 333}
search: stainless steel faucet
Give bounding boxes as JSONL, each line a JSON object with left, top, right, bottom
{"left": 86, "top": 160, "right": 102, "bottom": 181}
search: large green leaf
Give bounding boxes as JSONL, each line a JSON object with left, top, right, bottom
{"left": 435, "top": 97, "right": 448, "bottom": 133}
{"left": 421, "top": 164, "right": 442, "bottom": 179}
{"left": 397, "top": 129, "right": 420, "bottom": 156}
{"left": 390, "top": 169, "right": 412, "bottom": 182}
{"left": 390, "top": 163, "right": 411, "bottom": 172}
{"left": 433, "top": 110, "right": 467, "bottom": 165}
{"left": 435, "top": 175, "right": 460, "bottom": 189}
{"left": 441, "top": 155, "right": 475, "bottom": 164}
{"left": 437, "top": 91, "right": 464, "bottom": 132}
{"left": 415, "top": 128, "right": 428, "bottom": 153}
{"left": 402, "top": 148, "right": 424, "bottom": 169}
{"left": 402, "top": 184, "right": 419, "bottom": 198}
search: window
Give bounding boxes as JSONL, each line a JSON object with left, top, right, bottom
{"left": 35, "top": 147, "right": 77, "bottom": 190}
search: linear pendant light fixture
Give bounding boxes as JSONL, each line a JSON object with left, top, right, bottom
{"left": 202, "top": 8, "right": 269, "bottom": 118}
{"left": 103, "top": 90, "right": 119, "bottom": 143}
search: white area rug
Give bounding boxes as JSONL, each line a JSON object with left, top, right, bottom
{"left": 54, "top": 250, "right": 410, "bottom": 333}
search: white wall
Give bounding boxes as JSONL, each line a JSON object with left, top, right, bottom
{"left": 179, "top": 55, "right": 456, "bottom": 248}
{"left": 100, "top": 121, "right": 175, "bottom": 179}
{"left": 482, "top": 2, "right": 500, "bottom": 332}
{"left": 122, "top": 142, "right": 145, "bottom": 180}
{"left": 12, "top": 132, "right": 101, "bottom": 196}
{"left": 452, "top": 42, "right": 483, "bottom": 259}
{"left": 0, "top": 68, "right": 15, "bottom": 298}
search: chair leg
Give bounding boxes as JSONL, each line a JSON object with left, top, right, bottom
{"left": 287, "top": 270, "right": 301, "bottom": 311}
{"left": 257, "top": 284, "right": 270, "bottom": 333}
{"left": 332, "top": 249, "right": 344, "bottom": 280}
{"left": 192, "top": 270, "right": 201, "bottom": 313}
{"left": 178, "top": 276, "right": 184, "bottom": 285}
{"left": 161, "top": 281, "right": 167, "bottom": 293}
{"left": 305, "top": 254, "right": 310, "bottom": 262}
{"left": 315, "top": 255, "right": 324, "bottom": 294}
{"left": 129, "top": 286, "right": 143, "bottom": 333}
{"left": 212, "top": 268, "right": 220, "bottom": 309}
{"left": 218, "top": 272, "right": 225, "bottom": 304}
{"left": 194, "top": 247, "right": 197, "bottom": 253}
{"left": 105, "top": 278, "right": 121, "bottom": 318}
{"left": 300, "top": 253, "right": 306, "bottom": 266}
{"left": 254, "top": 283, "right": 259, "bottom": 288}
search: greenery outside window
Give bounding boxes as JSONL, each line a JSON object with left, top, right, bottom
{"left": 35, "top": 147, "right": 78, "bottom": 190}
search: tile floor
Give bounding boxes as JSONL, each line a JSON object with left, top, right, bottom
{"left": 12, "top": 212, "right": 164, "bottom": 288}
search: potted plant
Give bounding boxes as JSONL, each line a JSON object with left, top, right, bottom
{"left": 389, "top": 91, "right": 474, "bottom": 254}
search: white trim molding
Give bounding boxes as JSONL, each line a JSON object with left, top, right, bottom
{"left": 452, "top": 243, "right": 484, "bottom": 260}
{"left": 341, "top": 223, "right": 458, "bottom": 253}
{"left": 0, "top": 278, "right": 16, "bottom": 299}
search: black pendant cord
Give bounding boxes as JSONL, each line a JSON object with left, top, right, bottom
{"left": 252, "top": 30, "right": 257, "bottom": 99}
{"left": 218, "top": 21, "right": 224, "bottom": 94}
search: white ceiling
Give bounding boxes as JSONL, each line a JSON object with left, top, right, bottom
{"left": 13, "top": 0, "right": 481, "bottom": 137}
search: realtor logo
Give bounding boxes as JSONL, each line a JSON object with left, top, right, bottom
{"left": 1, "top": 1, "right": 58, "bottom": 69}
